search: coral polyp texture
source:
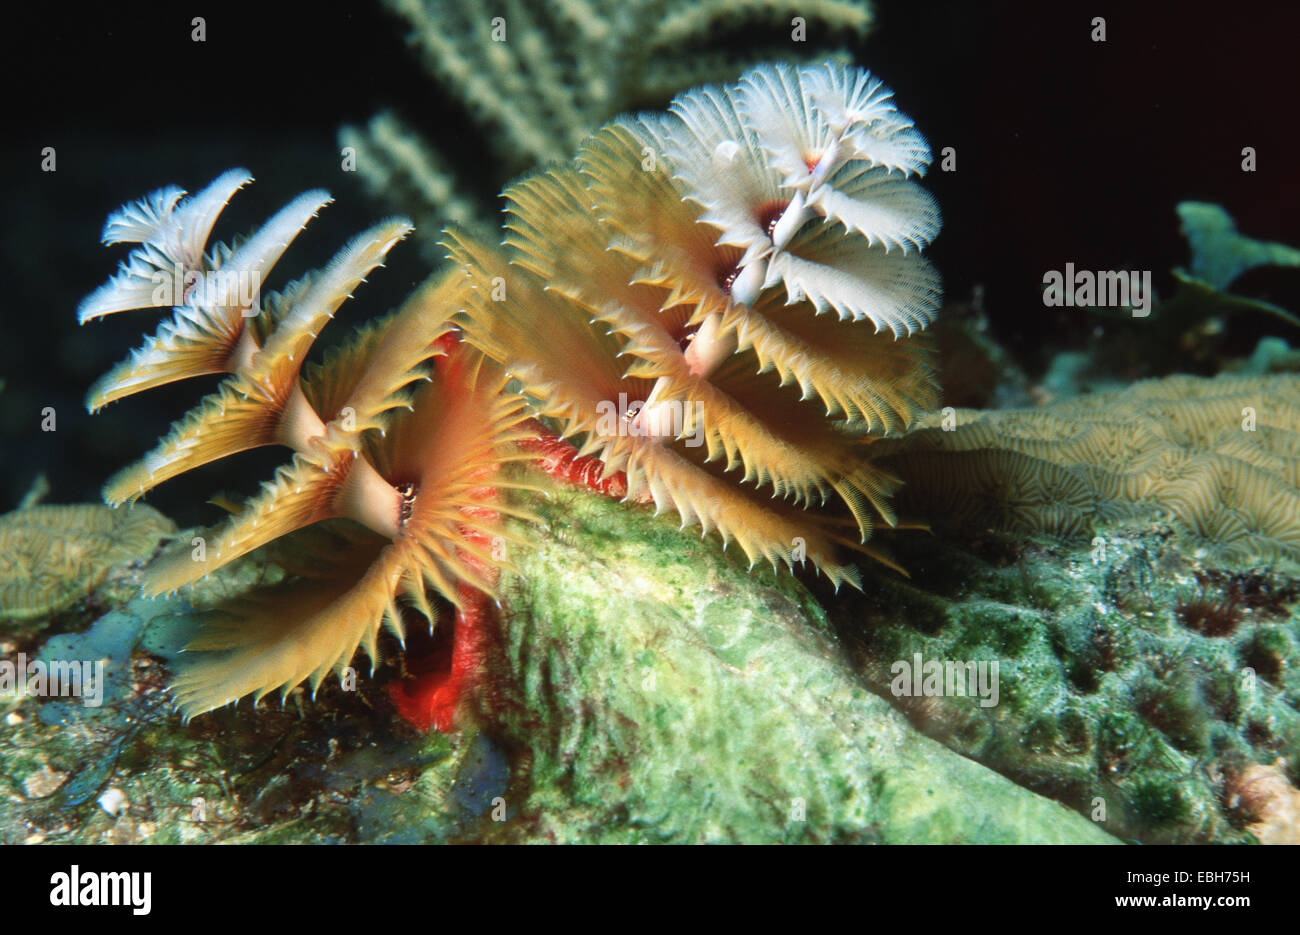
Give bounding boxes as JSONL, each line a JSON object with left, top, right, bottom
{"left": 78, "top": 172, "right": 533, "bottom": 715}
{"left": 876, "top": 374, "right": 1300, "bottom": 565}
{"left": 451, "top": 62, "right": 942, "bottom": 588}
{"left": 0, "top": 503, "right": 173, "bottom": 622}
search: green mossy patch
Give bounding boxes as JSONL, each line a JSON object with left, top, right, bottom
{"left": 475, "top": 485, "right": 1115, "bottom": 843}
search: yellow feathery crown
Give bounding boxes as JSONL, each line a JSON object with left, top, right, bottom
{"left": 80, "top": 172, "right": 534, "bottom": 715}
{"left": 451, "top": 62, "right": 942, "bottom": 589}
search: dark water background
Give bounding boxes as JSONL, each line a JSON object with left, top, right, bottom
{"left": 1, "top": 0, "right": 1297, "bottom": 524}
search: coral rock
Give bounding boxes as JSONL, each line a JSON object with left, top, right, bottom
{"left": 0, "top": 503, "right": 173, "bottom": 621}
{"left": 877, "top": 373, "right": 1300, "bottom": 566}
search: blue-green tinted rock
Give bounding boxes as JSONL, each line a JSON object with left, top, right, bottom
{"left": 834, "top": 520, "right": 1300, "bottom": 843}
{"left": 32, "top": 597, "right": 188, "bottom": 720}
{"left": 138, "top": 607, "right": 203, "bottom": 662}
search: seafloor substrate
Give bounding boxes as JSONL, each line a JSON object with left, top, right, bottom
{"left": 3, "top": 469, "right": 1296, "bottom": 843}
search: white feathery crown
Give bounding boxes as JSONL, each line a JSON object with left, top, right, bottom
{"left": 629, "top": 62, "right": 941, "bottom": 336}
{"left": 78, "top": 169, "right": 332, "bottom": 327}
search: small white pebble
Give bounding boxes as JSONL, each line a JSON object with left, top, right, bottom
{"left": 5, "top": 712, "right": 23, "bottom": 726}
{"left": 98, "top": 787, "right": 128, "bottom": 817}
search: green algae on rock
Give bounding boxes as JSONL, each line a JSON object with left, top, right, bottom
{"left": 475, "top": 480, "right": 1116, "bottom": 844}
